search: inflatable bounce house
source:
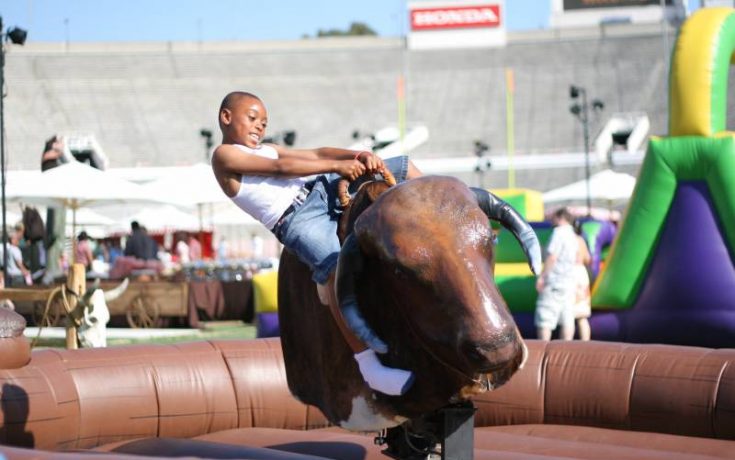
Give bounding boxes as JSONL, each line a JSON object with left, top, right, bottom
{"left": 252, "top": 270, "right": 280, "bottom": 338}
{"left": 590, "top": 7, "right": 735, "bottom": 347}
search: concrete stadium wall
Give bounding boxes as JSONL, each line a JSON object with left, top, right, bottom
{"left": 5, "top": 23, "right": 729, "bottom": 191}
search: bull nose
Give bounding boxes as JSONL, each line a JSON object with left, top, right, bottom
{"left": 461, "top": 335, "right": 522, "bottom": 373}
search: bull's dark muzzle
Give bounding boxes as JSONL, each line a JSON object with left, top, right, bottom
{"left": 461, "top": 330, "right": 524, "bottom": 375}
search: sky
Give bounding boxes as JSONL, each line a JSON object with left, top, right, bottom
{"left": 0, "top": 0, "right": 702, "bottom": 43}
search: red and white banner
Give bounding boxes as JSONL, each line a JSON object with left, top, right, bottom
{"left": 410, "top": 4, "right": 501, "bottom": 30}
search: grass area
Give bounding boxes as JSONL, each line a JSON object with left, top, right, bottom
{"left": 31, "top": 322, "right": 258, "bottom": 349}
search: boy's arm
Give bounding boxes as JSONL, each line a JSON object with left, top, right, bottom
{"left": 213, "top": 144, "right": 379, "bottom": 180}
{"left": 274, "top": 145, "right": 385, "bottom": 175}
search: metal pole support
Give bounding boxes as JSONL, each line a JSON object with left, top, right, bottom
{"left": 441, "top": 403, "right": 475, "bottom": 460}
{"left": 380, "top": 401, "right": 476, "bottom": 460}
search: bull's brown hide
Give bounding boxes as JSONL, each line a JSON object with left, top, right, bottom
{"left": 278, "top": 176, "right": 524, "bottom": 429}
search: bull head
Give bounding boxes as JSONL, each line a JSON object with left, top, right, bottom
{"left": 278, "top": 175, "right": 541, "bottom": 432}
{"left": 78, "top": 278, "right": 129, "bottom": 348}
{"left": 337, "top": 176, "right": 540, "bottom": 401}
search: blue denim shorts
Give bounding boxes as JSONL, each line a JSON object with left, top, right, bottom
{"left": 273, "top": 155, "right": 409, "bottom": 284}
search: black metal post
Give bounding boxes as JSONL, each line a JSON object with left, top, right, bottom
{"left": 0, "top": 16, "right": 9, "bottom": 287}
{"left": 379, "top": 402, "right": 476, "bottom": 460}
{"left": 581, "top": 88, "right": 592, "bottom": 217}
{"left": 440, "top": 403, "right": 475, "bottom": 460}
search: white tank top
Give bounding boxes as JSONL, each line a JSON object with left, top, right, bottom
{"left": 229, "top": 144, "right": 310, "bottom": 230}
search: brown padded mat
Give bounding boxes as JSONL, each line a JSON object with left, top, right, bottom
{"left": 475, "top": 425, "right": 735, "bottom": 459}
{"left": 1, "top": 339, "right": 733, "bottom": 459}
{"left": 193, "top": 427, "right": 573, "bottom": 460}
{"left": 190, "top": 425, "right": 731, "bottom": 460}
{"left": 111, "top": 437, "right": 332, "bottom": 459}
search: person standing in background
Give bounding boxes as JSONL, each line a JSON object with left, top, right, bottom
{"left": 534, "top": 208, "right": 579, "bottom": 341}
{"left": 175, "top": 232, "right": 190, "bottom": 264}
{"left": 40, "top": 135, "right": 67, "bottom": 284}
{"left": 124, "top": 221, "right": 156, "bottom": 260}
{"left": 216, "top": 236, "right": 228, "bottom": 261}
{"left": 0, "top": 226, "right": 31, "bottom": 286}
{"left": 572, "top": 220, "right": 592, "bottom": 341}
{"left": 75, "top": 231, "right": 94, "bottom": 271}
{"left": 187, "top": 233, "right": 202, "bottom": 261}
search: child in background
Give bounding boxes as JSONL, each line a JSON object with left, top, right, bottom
{"left": 572, "top": 220, "right": 592, "bottom": 341}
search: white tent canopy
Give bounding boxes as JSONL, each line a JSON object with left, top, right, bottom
{"left": 542, "top": 169, "right": 637, "bottom": 204}
{"left": 138, "top": 163, "right": 227, "bottom": 207}
{"left": 105, "top": 205, "right": 201, "bottom": 234}
{"left": 4, "top": 161, "right": 173, "bottom": 265}
{"left": 5, "top": 161, "right": 164, "bottom": 209}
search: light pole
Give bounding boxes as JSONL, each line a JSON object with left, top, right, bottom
{"left": 0, "top": 18, "right": 28, "bottom": 287}
{"left": 569, "top": 85, "right": 604, "bottom": 217}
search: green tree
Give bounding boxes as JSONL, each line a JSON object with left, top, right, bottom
{"left": 315, "top": 21, "right": 377, "bottom": 37}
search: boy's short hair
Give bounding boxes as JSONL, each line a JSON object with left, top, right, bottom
{"left": 219, "top": 91, "right": 261, "bottom": 114}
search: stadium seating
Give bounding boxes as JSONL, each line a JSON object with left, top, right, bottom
{"left": 4, "top": 23, "right": 682, "bottom": 178}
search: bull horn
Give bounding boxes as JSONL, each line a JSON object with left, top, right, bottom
{"left": 335, "top": 234, "right": 388, "bottom": 354}
{"left": 104, "top": 278, "right": 129, "bottom": 302}
{"left": 471, "top": 187, "right": 543, "bottom": 276}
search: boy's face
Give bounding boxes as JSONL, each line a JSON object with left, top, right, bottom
{"left": 221, "top": 96, "right": 268, "bottom": 148}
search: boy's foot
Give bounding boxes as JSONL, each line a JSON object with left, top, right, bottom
{"left": 354, "top": 349, "right": 415, "bottom": 396}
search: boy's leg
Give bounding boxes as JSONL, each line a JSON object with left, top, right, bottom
{"left": 317, "top": 274, "right": 414, "bottom": 396}
{"left": 316, "top": 276, "right": 363, "bottom": 351}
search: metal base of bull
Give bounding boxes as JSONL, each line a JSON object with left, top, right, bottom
{"left": 377, "top": 401, "right": 476, "bottom": 460}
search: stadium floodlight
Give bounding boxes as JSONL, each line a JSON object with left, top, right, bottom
{"left": 568, "top": 84, "right": 604, "bottom": 217}
{"left": 0, "top": 17, "right": 28, "bottom": 286}
{"left": 200, "top": 128, "right": 214, "bottom": 161}
{"left": 473, "top": 140, "right": 491, "bottom": 188}
{"left": 7, "top": 27, "right": 27, "bottom": 45}
{"left": 282, "top": 130, "right": 297, "bottom": 147}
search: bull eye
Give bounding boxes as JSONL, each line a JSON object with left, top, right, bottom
{"left": 89, "top": 317, "right": 98, "bottom": 324}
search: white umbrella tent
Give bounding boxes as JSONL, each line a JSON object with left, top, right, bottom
{"left": 5, "top": 162, "right": 171, "bottom": 263}
{"left": 137, "top": 163, "right": 229, "bottom": 231}
{"left": 542, "top": 169, "right": 637, "bottom": 205}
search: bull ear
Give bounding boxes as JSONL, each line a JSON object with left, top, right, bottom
{"left": 471, "top": 187, "right": 543, "bottom": 275}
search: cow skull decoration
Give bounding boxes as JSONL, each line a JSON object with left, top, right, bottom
{"left": 77, "top": 278, "right": 129, "bottom": 348}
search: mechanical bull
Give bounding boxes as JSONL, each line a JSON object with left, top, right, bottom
{"left": 75, "top": 278, "right": 129, "bottom": 348}
{"left": 278, "top": 175, "right": 541, "bottom": 432}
